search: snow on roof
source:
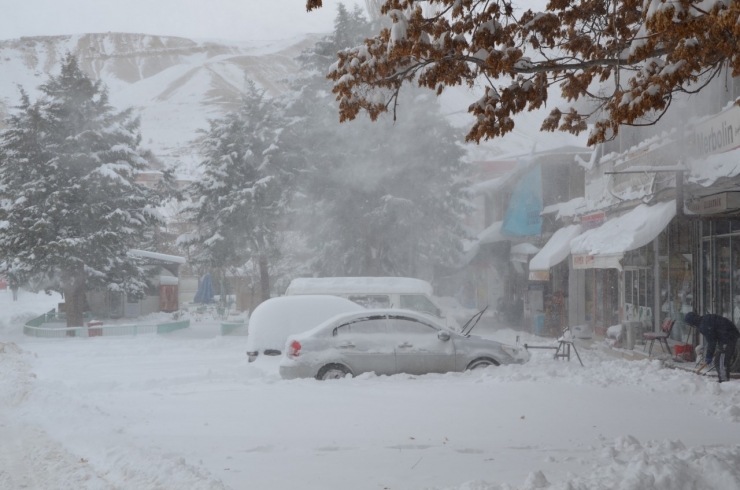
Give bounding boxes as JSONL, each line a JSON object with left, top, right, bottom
{"left": 530, "top": 224, "right": 582, "bottom": 271}
{"left": 469, "top": 170, "right": 518, "bottom": 196}
{"left": 541, "top": 197, "right": 585, "bottom": 219}
{"left": 460, "top": 220, "right": 510, "bottom": 265}
{"left": 159, "top": 275, "right": 179, "bottom": 285}
{"left": 570, "top": 201, "right": 675, "bottom": 256}
{"left": 286, "top": 277, "right": 434, "bottom": 296}
{"left": 510, "top": 242, "right": 540, "bottom": 255}
{"left": 478, "top": 221, "right": 508, "bottom": 245}
{"left": 128, "top": 249, "right": 186, "bottom": 264}
{"left": 688, "top": 146, "right": 740, "bottom": 187}
{"left": 294, "top": 308, "right": 444, "bottom": 339}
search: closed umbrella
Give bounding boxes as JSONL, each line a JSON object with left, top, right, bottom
{"left": 194, "top": 273, "right": 215, "bottom": 304}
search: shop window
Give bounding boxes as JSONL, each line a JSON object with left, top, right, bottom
{"left": 715, "top": 221, "right": 731, "bottom": 235}
{"left": 592, "top": 269, "right": 619, "bottom": 332}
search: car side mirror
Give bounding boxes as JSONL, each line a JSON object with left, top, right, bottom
{"left": 437, "top": 331, "right": 451, "bottom": 341}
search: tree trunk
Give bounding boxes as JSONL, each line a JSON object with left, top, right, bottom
{"left": 258, "top": 255, "right": 270, "bottom": 305}
{"left": 63, "top": 265, "right": 86, "bottom": 328}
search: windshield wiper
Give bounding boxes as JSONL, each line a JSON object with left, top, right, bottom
{"left": 461, "top": 306, "right": 488, "bottom": 337}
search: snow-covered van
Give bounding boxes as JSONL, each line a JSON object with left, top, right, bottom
{"left": 285, "top": 277, "right": 459, "bottom": 330}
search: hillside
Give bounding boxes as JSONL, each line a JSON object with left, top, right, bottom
{"left": 0, "top": 32, "right": 319, "bottom": 176}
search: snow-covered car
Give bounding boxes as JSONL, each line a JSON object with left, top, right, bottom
{"left": 246, "top": 295, "right": 365, "bottom": 362}
{"left": 279, "top": 309, "right": 529, "bottom": 380}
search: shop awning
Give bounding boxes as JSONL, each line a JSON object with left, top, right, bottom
{"left": 528, "top": 224, "right": 582, "bottom": 280}
{"left": 461, "top": 221, "right": 508, "bottom": 264}
{"left": 570, "top": 200, "right": 676, "bottom": 268}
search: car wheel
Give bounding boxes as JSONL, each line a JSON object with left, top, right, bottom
{"left": 317, "top": 364, "right": 352, "bottom": 380}
{"left": 466, "top": 358, "right": 499, "bottom": 371}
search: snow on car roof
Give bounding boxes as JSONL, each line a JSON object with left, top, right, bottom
{"left": 246, "top": 295, "right": 364, "bottom": 351}
{"left": 286, "top": 277, "right": 434, "bottom": 296}
{"left": 294, "top": 308, "right": 447, "bottom": 339}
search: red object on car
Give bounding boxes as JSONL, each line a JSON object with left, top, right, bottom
{"left": 289, "top": 340, "right": 301, "bottom": 358}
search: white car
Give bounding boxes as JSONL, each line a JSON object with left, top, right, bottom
{"left": 279, "top": 309, "right": 529, "bottom": 380}
{"left": 246, "top": 295, "right": 365, "bottom": 362}
{"left": 284, "top": 277, "right": 460, "bottom": 330}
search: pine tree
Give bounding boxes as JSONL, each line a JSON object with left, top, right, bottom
{"left": 0, "top": 54, "right": 162, "bottom": 327}
{"left": 181, "top": 81, "right": 293, "bottom": 304}
{"left": 287, "top": 4, "right": 470, "bottom": 278}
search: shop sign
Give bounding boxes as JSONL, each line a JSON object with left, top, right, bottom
{"left": 581, "top": 211, "right": 605, "bottom": 231}
{"left": 572, "top": 254, "right": 594, "bottom": 269}
{"left": 572, "top": 253, "right": 623, "bottom": 270}
{"left": 528, "top": 270, "right": 550, "bottom": 281}
{"left": 686, "top": 192, "right": 740, "bottom": 215}
{"left": 694, "top": 105, "right": 740, "bottom": 157}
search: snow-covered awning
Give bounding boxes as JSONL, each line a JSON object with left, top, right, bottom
{"left": 570, "top": 201, "right": 675, "bottom": 268}
{"left": 129, "top": 249, "right": 186, "bottom": 264}
{"left": 529, "top": 224, "right": 582, "bottom": 278}
{"left": 541, "top": 197, "right": 585, "bottom": 219}
{"left": 479, "top": 221, "right": 508, "bottom": 245}
{"left": 469, "top": 169, "right": 519, "bottom": 196}
{"left": 461, "top": 221, "right": 510, "bottom": 265}
{"left": 510, "top": 242, "right": 540, "bottom": 263}
{"left": 688, "top": 146, "right": 740, "bottom": 187}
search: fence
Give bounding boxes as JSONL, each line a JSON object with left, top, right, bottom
{"left": 23, "top": 314, "right": 190, "bottom": 339}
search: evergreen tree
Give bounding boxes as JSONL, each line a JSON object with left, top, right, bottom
{"left": 0, "top": 54, "right": 162, "bottom": 326}
{"left": 181, "top": 81, "right": 293, "bottom": 304}
{"left": 286, "top": 4, "right": 470, "bottom": 278}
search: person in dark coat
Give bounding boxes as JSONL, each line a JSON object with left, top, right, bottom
{"left": 684, "top": 312, "right": 739, "bottom": 382}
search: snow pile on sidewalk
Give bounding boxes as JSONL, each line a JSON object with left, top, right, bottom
{"left": 440, "top": 436, "right": 740, "bottom": 490}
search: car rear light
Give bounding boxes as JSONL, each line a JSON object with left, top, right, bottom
{"left": 247, "top": 351, "right": 258, "bottom": 363}
{"left": 288, "top": 340, "right": 301, "bottom": 358}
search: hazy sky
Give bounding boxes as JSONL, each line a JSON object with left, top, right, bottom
{"left": 2, "top": 0, "right": 353, "bottom": 42}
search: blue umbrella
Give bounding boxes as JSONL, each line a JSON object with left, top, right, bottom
{"left": 194, "top": 273, "right": 215, "bottom": 304}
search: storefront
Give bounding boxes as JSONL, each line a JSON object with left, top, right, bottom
{"left": 699, "top": 220, "right": 740, "bottom": 325}
{"left": 570, "top": 200, "right": 678, "bottom": 337}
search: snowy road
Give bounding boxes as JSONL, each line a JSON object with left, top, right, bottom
{"left": 2, "top": 293, "right": 740, "bottom": 489}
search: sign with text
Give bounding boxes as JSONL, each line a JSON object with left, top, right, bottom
{"left": 581, "top": 211, "right": 605, "bottom": 231}
{"left": 572, "top": 254, "right": 595, "bottom": 269}
{"left": 687, "top": 192, "right": 740, "bottom": 214}
{"left": 693, "top": 105, "right": 740, "bottom": 157}
{"left": 528, "top": 270, "right": 550, "bottom": 281}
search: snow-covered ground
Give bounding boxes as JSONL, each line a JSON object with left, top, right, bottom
{"left": 2, "top": 290, "right": 740, "bottom": 489}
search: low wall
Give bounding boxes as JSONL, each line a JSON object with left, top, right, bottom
{"left": 23, "top": 312, "right": 190, "bottom": 338}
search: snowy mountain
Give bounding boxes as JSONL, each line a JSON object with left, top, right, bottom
{"left": 0, "top": 32, "right": 319, "bottom": 177}
{"left": 0, "top": 32, "right": 587, "bottom": 177}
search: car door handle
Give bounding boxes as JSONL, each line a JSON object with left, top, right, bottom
{"left": 339, "top": 342, "right": 355, "bottom": 348}
{"left": 398, "top": 342, "right": 413, "bottom": 348}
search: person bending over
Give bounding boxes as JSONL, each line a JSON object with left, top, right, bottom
{"left": 684, "top": 312, "right": 739, "bottom": 383}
